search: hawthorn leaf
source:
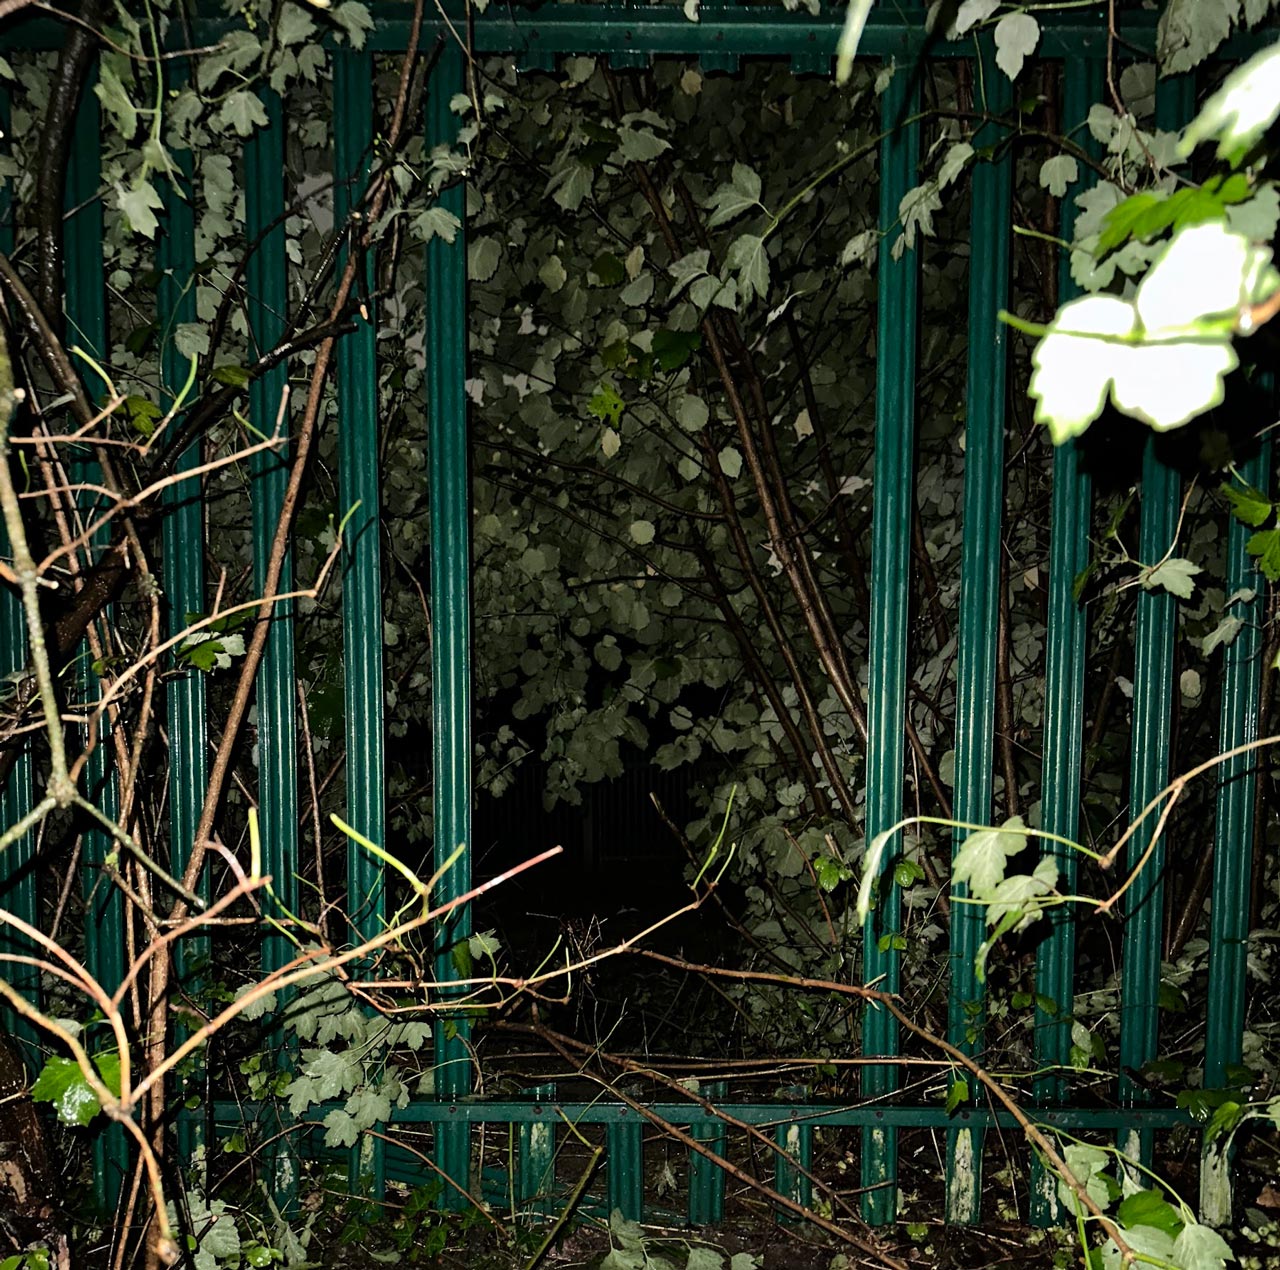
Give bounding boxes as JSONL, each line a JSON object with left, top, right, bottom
{"left": 993, "top": 12, "right": 1040, "bottom": 81}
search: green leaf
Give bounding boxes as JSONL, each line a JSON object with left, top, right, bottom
{"left": 589, "top": 252, "right": 626, "bottom": 287}
{"left": 1171, "top": 1221, "right": 1234, "bottom": 1270}
{"left": 707, "top": 162, "right": 763, "bottom": 228}
{"left": 1117, "top": 1188, "right": 1185, "bottom": 1239}
{"left": 651, "top": 328, "right": 701, "bottom": 371}
{"left": 630, "top": 520, "right": 656, "bottom": 546}
{"left": 1203, "top": 1098, "right": 1244, "bottom": 1144}
{"left": 1222, "top": 481, "right": 1272, "bottom": 527}
{"left": 945, "top": 1078, "right": 969, "bottom": 1115}
{"left": 1141, "top": 557, "right": 1201, "bottom": 600}
{"left": 217, "top": 90, "right": 269, "bottom": 138}
{"left": 1247, "top": 527, "right": 1280, "bottom": 580}
{"left": 31, "top": 1052, "right": 120, "bottom": 1127}
{"left": 952, "top": 816, "right": 1028, "bottom": 900}
{"left": 588, "top": 383, "right": 624, "bottom": 426}
{"left": 993, "top": 12, "right": 1040, "bottom": 81}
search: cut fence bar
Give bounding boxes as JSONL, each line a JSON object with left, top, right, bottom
{"left": 1117, "top": 74, "right": 1194, "bottom": 1173}
{"left": 0, "top": 82, "right": 39, "bottom": 1062}
{"left": 606, "top": 1119, "right": 643, "bottom": 1220}
{"left": 1030, "top": 56, "right": 1103, "bottom": 1227}
{"left": 244, "top": 90, "right": 299, "bottom": 1207}
{"left": 773, "top": 1121, "right": 813, "bottom": 1220}
{"left": 426, "top": 40, "right": 474, "bottom": 1206}
{"left": 859, "top": 68, "right": 920, "bottom": 1228}
{"left": 334, "top": 46, "right": 388, "bottom": 1199}
{"left": 1200, "top": 438, "right": 1271, "bottom": 1223}
{"left": 687, "top": 1082, "right": 727, "bottom": 1225}
{"left": 946, "top": 48, "right": 1013, "bottom": 1226}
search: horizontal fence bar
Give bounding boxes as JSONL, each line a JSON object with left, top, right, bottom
{"left": 211, "top": 1100, "right": 1193, "bottom": 1131}
{"left": 7, "top": 6, "right": 1272, "bottom": 59}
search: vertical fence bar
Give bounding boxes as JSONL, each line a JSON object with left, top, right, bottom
{"left": 687, "top": 1083, "right": 726, "bottom": 1225}
{"left": 1030, "top": 56, "right": 1103, "bottom": 1227}
{"left": 158, "top": 78, "right": 209, "bottom": 1162}
{"left": 334, "top": 46, "right": 388, "bottom": 1199}
{"left": 1200, "top": 439, "right": 1271, "bottom": 1223}
{"left": 65, "top": 73, "right": 129, "bottom": 1214}
{"left": 1117, "top": 74, "right": 1195, "bottom": 1173}
{"left": 946, "top": 49, "right": 1013, "bottom": 1226}
{"left": 244, "top": 89, "right": 299, "bottom": 1206}
{"left": 0, "top": 82, "right": 39, "bottom": 1062}
{"left": 606, "top": 1118, "right": 643, "bottom": 1220}
{"left": 426, "top": 39, "right": 474, "bottom": 1205}
{"left": 860, "top": 67, "right": 920, "bottom": 1227}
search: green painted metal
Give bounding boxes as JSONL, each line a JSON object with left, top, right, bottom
{"left": 606, "top": 1118, "right": 644, "bottom": 1220}
{"left": 517, "top": 1084, "right": 557, "bottom": 1207}
{"left": 1117, "top": 74, "right": 1195, "bottom": 1172}
{"left": 687, "top": 1082, "right": 727, "bottom": 1225}
{"left": 0, "top": 83, "right": 39, "bottom": 1063}
{"left": 426, "top": 39, "right": 474, "bottom": 1207}
{"left": 244, "top": 90, "right": 300, "bottom": 1206}
{"left": 1200, "top": 437, "right": 1271, "bottom": 1225}
{"left": 65, "top": 77, "right": 129, "bottom": 1216}
{"left": 859, "top": 67, "right": 920, "bottom": 1227}
{"left": 157, "top": 75, "right": 210, "bottom": 1163}
{"left": 772, "top": 1119, "right": 812, "bottom": 1220}
{"left": 1029, "top": 57, "right": 1103, "bottom": 1228}
{"left": 211, "top": 1098, "right": 1192, "bottom": 1131}
{"left": 334, "top": 46, "right": 388, "bottom": 1198}
{"left": 945, "top": 48, "right": 1013, "bottom": 1226}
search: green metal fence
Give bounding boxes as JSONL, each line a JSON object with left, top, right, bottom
{"left": 0, "top": 0, "right": 1271, "bottom": 1235}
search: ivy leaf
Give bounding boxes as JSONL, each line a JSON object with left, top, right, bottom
{"left": 993, "top": 12, "right": 1040, "bottom": 81}
{"left": 1171, "top": 1221, "right": 1234, "bottom": 1270}
{"left": 952, "top": 816, "right": 1028, "bottom": 900}
{"left": 1038, "top": 155, "right": 1078, "bottom": 198}
{"left": 1222, "top": 481, "right": 1272, "bottom": 527}
{"left": 945, "top": 1078, "right": 969, "bottom": 1115}
{"left": 1141, "top": 557, "right": 1201, "bottom": 600}
{"left": 707, "top": 162, "right": 763, "bottom": 228}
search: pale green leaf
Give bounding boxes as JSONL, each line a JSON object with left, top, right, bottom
{"left": 630, "top": 519, "right": 656, "bottom": 545}
{"left": 412, "top": 206, "right": 462, "bottom": 244}
{"left": 707, "top": 162, "right": 763, "bottom": 228}
{"left": 468, "top": 236, "right": 502, "bottom": 283}
{"left": 678, "top": 394, "right": 709, "bottom": 431}
{"left": 216, "top": 90, "right": 269, "bottom": 138}
{"left": 954, "top": 0, "right": 999, "bottom": 36}
{"left": 1201, "top": 615, "right": 1243, "bottom": 656}
{"left": 725, "top": 233, "right": 770, "bottom": 304}
{"left": 993, "top": 12, "right": 1040, "bottom": 81}
{"left": 1039, "top": 155, "right": 1079, "bottom": 198}
{"left": 952, "top": 816, "right": 1028, "bottom": 900}
{"left": 718, "top": 446, "right": 743, "bottom": 479}
{"left": 1158, "top": 0, "right": 1239, "bottom": 75}
{"left": 856, "top": 827, "right": 896, "bottom": 923}
{"left": 117, "top": 178, "right": 165, "bottom": 238}
{"left": 1142, "top": 556, "right": 1202, "bottom": 600}
{"left": 1100, "top": 1224, "right": 1176, "bottom": 1270}
{"left": 96, "top": 66, "right": 137, "bottom": 139}
{"left": 277, "top": 2, "right": 317, "bottom": 45}
{"left": 322, "top": 1107, "right": 360, "bottom": 1148}
{"left": 332, "top": 0, "right": 375, "bottom": 48}
{"left": 1171, "top": 1221, "right": 1234, "bottom": 1270}
{"left": 174, "top": 323, "right": 210, "bottom": 362}
{"left": 938, "top": 142, "right": 974, "bottom": 190}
